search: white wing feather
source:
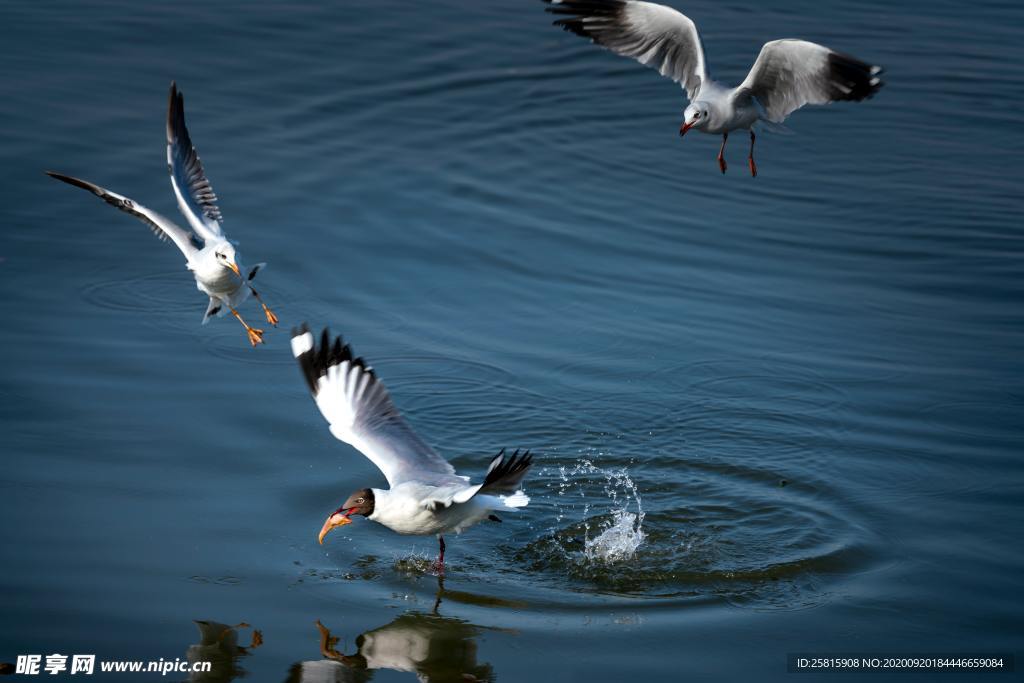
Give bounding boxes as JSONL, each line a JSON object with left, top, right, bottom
{"left": 46, "top": 171, "right": 199, "bottom": 259}
{"left": 547, "top": 0, "right": 709, "bottom": 101}
{"left": 735, "top": 39, "right": 884, "bottom": 122}
{"left": 292, "top": 328, "right": 463, "bottom": 488}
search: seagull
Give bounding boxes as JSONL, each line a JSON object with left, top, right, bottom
{"left": 545, "top": 0, "right": 885, "bottom": 175}
{"left": 291, "top": 325, "right": 533, "bottom": 570}
{"left": 46, "top": 82, "right": 278, "bottom": 346}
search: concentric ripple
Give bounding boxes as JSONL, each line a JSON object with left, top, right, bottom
{"left": 499, "top": 450, "right": 875, "bottom": 609}
{"left": 81, "top": 270, "right": 198, "bottom": 314}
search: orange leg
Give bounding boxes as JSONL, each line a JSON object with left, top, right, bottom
{"left": 248, "top": 286, "right": 278, "bottom": 327}
{"left": 231, "top": 308, "right": 264, "bottom": 346}
{"left": 717, "top": 133, "right": 728, "bottom": 174}
{"left": 748, "top": 130, "right": 758, "bottom": 177}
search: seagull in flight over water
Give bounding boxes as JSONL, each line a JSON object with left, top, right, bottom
{"left": 291, "top": 325, "right": 533, "bottom": 570}
{"left": 545, "top": 0, "right": 885, "bottom": 175}
{"left": 47, "top": 82, "right": 278, "bottom": 346}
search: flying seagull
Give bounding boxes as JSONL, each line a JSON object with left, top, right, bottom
{"left": 545, "top": 0, "right": 884, "bottom": 175}
{"left": 291, "top": 325, "right": 533, "bottom": 570}
{"left": 47, "top": 82, "right": 277, "bottom": 345}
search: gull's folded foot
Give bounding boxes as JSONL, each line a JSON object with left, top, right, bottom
{"left": 262, "top": 304, "right": 279, "bottom": 327}
{"left": 246, "top": 327, "right": 265, "bottom": 347}
{"left": 749, "top": 157, "right": 757, "bottom": 177}
{"left": 718, "top": 156, "right": 727, "bottom": 174}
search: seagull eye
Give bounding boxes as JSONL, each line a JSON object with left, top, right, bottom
{"left": 356, "top": 498, "right": 364, "bottom": 504}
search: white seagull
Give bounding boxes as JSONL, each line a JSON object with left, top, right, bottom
{"left": 291, "top": 325, "right": 533, "bottom": 570}
{"left": 545, "top": 0, "right": 885, "bottom": 175}
{"left": 47, "top": 82, "right": 277, "bottom": 346}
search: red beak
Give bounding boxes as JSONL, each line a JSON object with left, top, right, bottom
{"left": 679, "top": 121, "right": 694, "bottom": 137}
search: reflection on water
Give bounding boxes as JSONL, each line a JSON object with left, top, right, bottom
{"left": 188, "top": 582, "right": 500, "bottom": 682}
{"left": 185, "top": 621, "right": 262, "bottom": 683}
{"left": 289, "top": 609, "right": 494, "bottom": 683}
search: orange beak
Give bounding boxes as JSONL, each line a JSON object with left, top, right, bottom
{"left": 680, "top": 121, "right": 695, "bottom": 137}
{"left": 227, "top": 261, "right": 242, "bottom": 278}
{"left": 317, "top": 511, "right": 352, "bottom": 545}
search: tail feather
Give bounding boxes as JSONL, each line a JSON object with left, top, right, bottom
{"left": 499, "top": 491, "right": 530, "bottom": 509}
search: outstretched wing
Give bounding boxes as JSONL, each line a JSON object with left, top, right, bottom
{"left": 166, "top": 81, "right": 224, "bottom": 242}
{"left": 291, "top": 325, "right": 460, "bottom": 488}
{"left": 46, "top": 171, "right": 200, "bottom": 257}
{"left": 735, "top": 40, "right": 884, "bottom": 122}
{"left": 546, "top": 0, "right": 709, "bottom": 101}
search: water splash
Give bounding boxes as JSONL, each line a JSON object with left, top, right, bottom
{"left": 513, "top": 453, "right": 870, "bottom": 601}
{"left": 547, "top": 457, "right": 646, "bottom": 564}
{"left": 584, "top": 509, "right": 645, "bottom": 563}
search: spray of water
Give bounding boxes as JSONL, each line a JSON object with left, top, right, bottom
{"left": 548, "top": 458, "right": 646, "bottom": 564}
{"left": 584, "top": 509, "right": 645, "bottom": 562}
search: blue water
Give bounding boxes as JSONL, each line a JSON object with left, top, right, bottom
{"left": 2, "top": 0, "right": 1023, "bottom": 680}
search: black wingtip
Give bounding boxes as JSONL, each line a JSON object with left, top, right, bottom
{"left": 482, "top": 448, "right": 534, "bottom": 489}
{"left": 44, "top": 171, "right": 101, "bottom": 197}
{"left": 544, "top": 1, "right": 629, "bottom": 42}
{"left": 294, "top": 326, "right": 375, "bottom": 395}
{"left": 827, "top": 51, "right": 885, "bottom": 102}
{"left": 167, "top": 82, "right": 183, "bottom": 140}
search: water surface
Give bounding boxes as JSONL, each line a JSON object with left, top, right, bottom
{"left": 2, "top": 0, "right": 1023, "bottom": 680}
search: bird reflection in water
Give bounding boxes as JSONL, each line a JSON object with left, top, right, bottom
{"left": 288, "top": 581, "right": 495, "bottom": 683}
{"left": 186, "top": 620, "right": 262, "bottom": 682}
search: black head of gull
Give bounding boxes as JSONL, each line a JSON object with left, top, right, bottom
{"left": 318, "top": 488, "right": 376, "bottom": 544}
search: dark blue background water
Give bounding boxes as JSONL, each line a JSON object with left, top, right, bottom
{"left": 2, "top": 0, "right": 1022, "bottom": 680}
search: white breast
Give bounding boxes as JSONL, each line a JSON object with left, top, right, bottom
{"left": 369, "top": 485, "right": 492, "bottom": 536}
{"left": 193, "top": 265, "right": 245, "bottom": 301}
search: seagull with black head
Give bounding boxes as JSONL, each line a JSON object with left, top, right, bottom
{"left": 291, "top": 325, "right": 534, "bottom": 570}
